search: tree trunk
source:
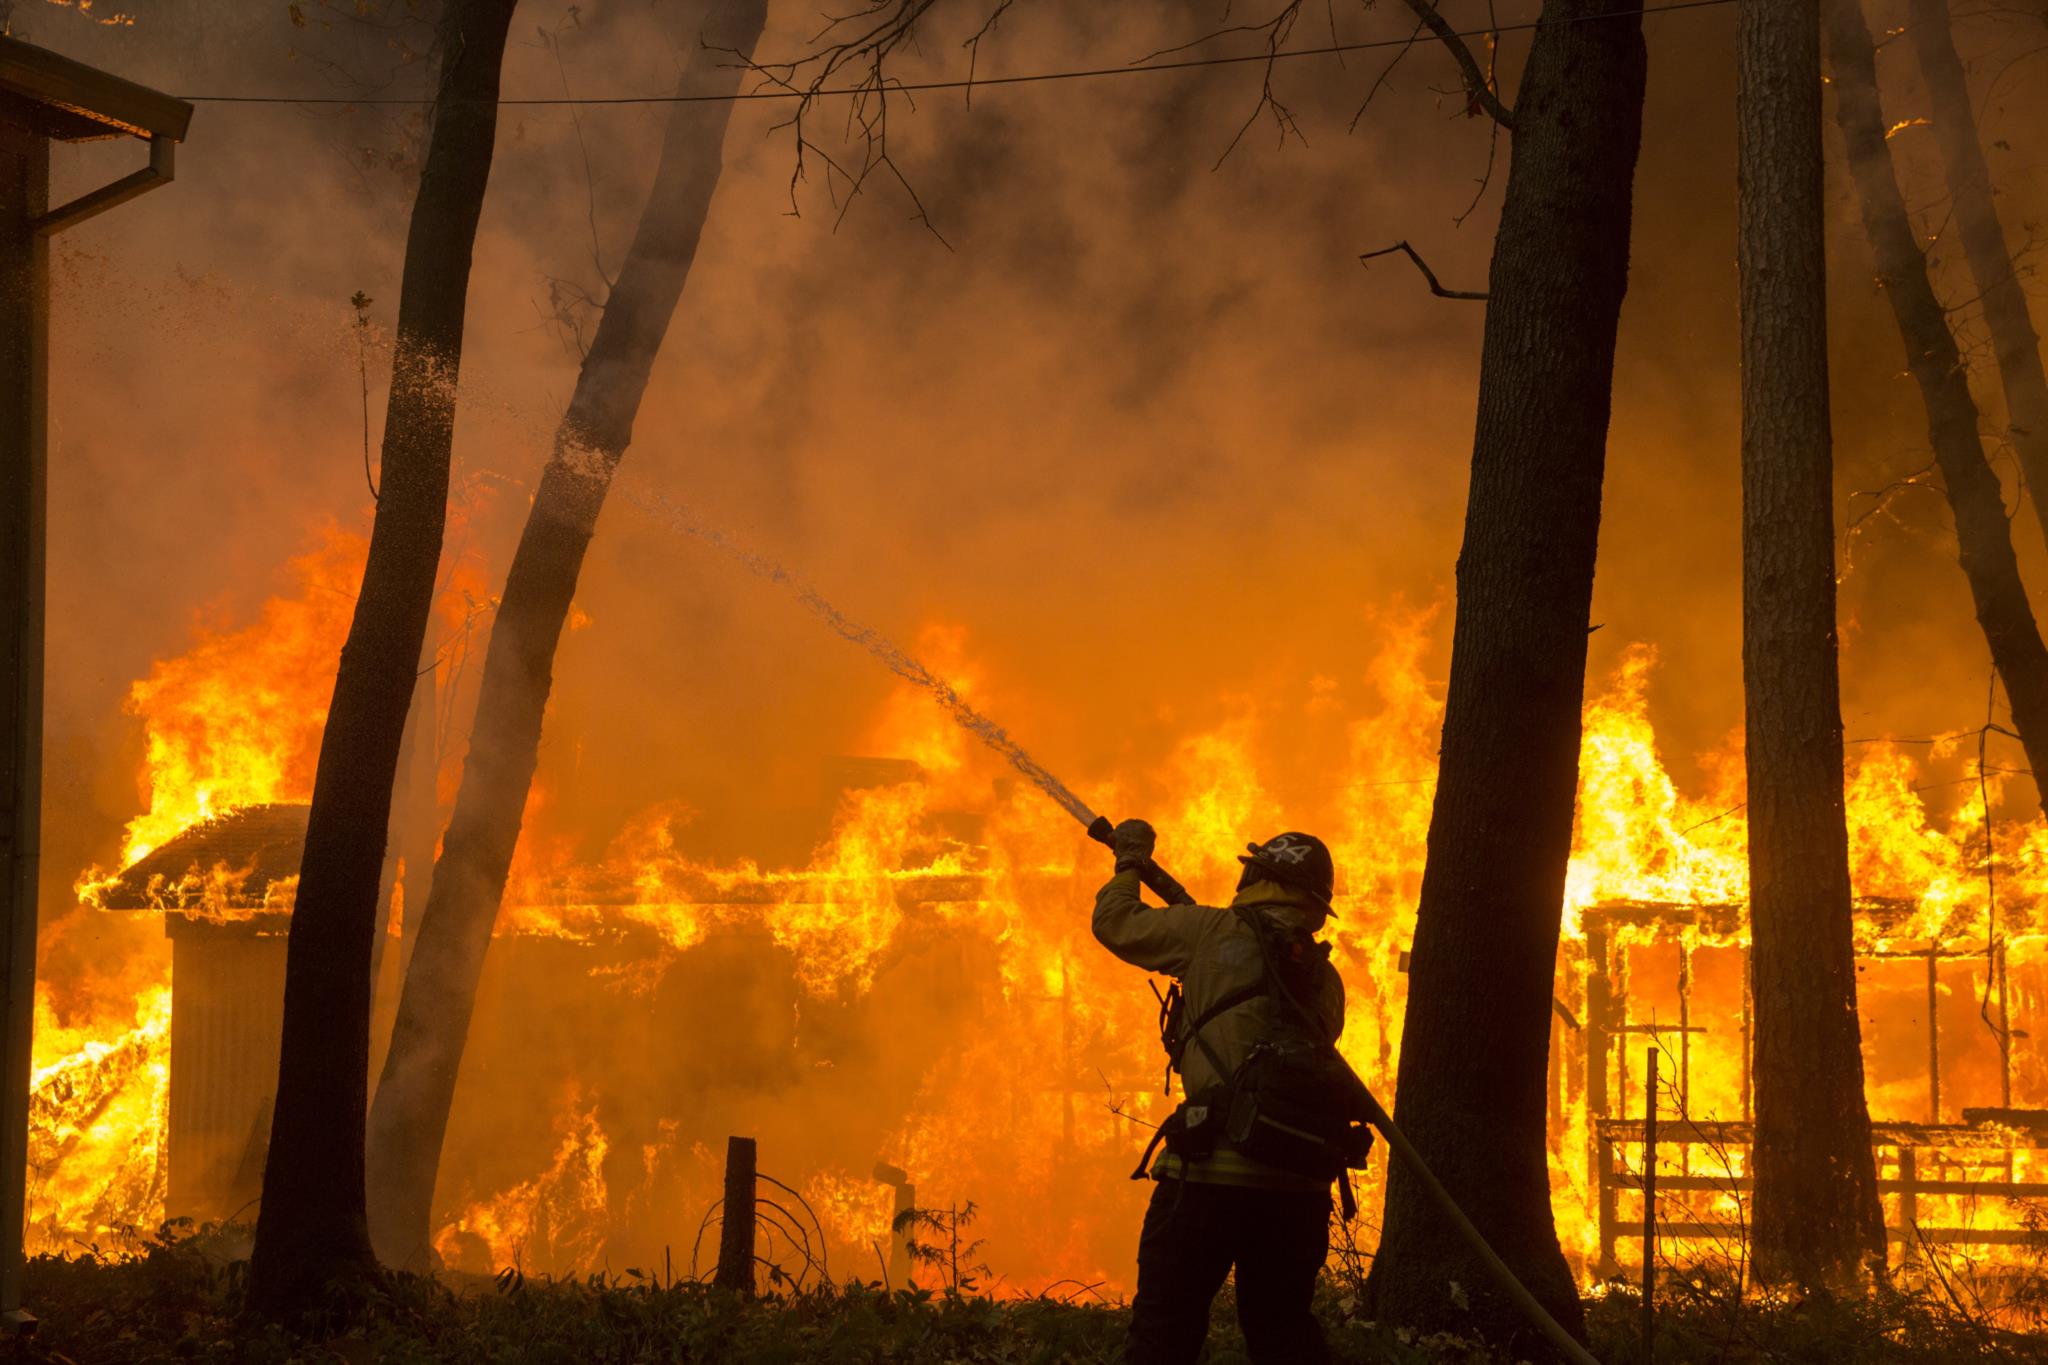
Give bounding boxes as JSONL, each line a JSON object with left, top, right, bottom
{"left": 369, "top": 663, "right": 432, "bottom": 992}
{"left": 1827, "top": 0, "right": 2048, "bottom": 812}
{"left": 1739, "top": 0, "right": 1885, "bottom": 1291}
{"left": 369, "top": 658, "right": 440, "bottom": 1086}
{"left": 1364, "top": 1, "right": 1645, "bottom": 1350}
{"left": 247, "top": 0, "right": 519, "bottom": 1317}
{"left": 392, "top": 658, "right": 443, "bottom": 985}
{"left": 363, "top": 0, "right": 767, "bottom": 1270}
{"left": 1908, "top": 0, "right": 2048, "bottom": 542}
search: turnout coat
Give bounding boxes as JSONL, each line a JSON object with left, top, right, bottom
{"left": 1092, "top": 871, "right": 1346, "bottom": 1191}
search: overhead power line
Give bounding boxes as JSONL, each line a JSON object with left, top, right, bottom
{"left": 178, "top": 0, "right": 1735, "bottom": 108}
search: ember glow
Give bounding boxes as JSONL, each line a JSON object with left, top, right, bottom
{"left": 30, "top": 537, "right": 2048, "bottom": 1290}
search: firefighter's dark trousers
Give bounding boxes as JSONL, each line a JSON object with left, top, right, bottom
{"left": 1126, "top": 1178, "right": 1330, "bottom": 1365}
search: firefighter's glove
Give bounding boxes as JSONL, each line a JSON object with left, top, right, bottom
{"left": 1112, "top": 819, "right": 1157, "bottom": 874}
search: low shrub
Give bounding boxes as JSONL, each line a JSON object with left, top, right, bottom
{"left": 18, "top": 1227, "right": 2048, "bottom": 1363}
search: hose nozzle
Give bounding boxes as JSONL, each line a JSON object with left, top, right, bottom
{"left": 1087, "top": 814, "right": 1195, "bottom": 907}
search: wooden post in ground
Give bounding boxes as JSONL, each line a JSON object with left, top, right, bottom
{"left": 890, "top": 1179, "right": 915, "bottom": 1287}
{"left": 1642, "top": 1047, "right": 1658, "bottom": 1362}
{"left": 1898, "top": 1143, "right": 1919, "bottom": 1269}
{"left": 872, "top": 1162, "right": 915, "bottom": 1288}
{"left": 714, "top": 1136, "right": 756, "bottom": 1292}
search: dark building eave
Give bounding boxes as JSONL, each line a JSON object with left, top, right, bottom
{"left": 0, "top": 35, "right": 191, "bottom": 143}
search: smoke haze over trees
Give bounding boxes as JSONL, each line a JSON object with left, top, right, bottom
{"left": 32, "top": 0, "right": 2048, "bottom": 876}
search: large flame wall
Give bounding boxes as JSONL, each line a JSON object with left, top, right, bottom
{"left": 29, "top": 533, "right": 2048, "bottom": 1289}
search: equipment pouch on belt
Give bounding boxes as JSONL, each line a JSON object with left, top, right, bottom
{"left": 1130, "top": 1084, "right": 1226, "bottom": 1178}
{"left": 1171, "top": 1085, "right": 1227, "bottom": 1161}
{"left": 1224, "top": 1042, "right": 1373, "bottom": 1180}
{"left": 1132, "top": 903, "right": 1376, "bottom": 1196}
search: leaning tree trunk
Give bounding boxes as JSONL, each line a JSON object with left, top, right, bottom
{"left": 247, "top": 0, "right": 519, "bottom": 1318}
{"left": 363, "top": 0, "right": 768, "bottom": 1270}
{"left": 1364, "top": 1, "right": 1645, "bottom": 1351}
{"left": 1827, "top": 0, "right": 2048, "bottom": 812}
{"left": 1740, "top": 0, "right": 1885, "bottom": 1291}
{"left": 1908, "top": 0, "right": 2048, "bottom": 543}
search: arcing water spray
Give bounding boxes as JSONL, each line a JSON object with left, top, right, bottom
{"left": 614, "top": 480, "right": 1197, "bottom": 901}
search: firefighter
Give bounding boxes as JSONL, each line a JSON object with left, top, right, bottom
{"left": 1093, "top": 818, "right": 1354, "bottom": 1365}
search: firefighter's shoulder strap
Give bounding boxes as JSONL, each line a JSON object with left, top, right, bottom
{"left": 1233, "top": 907, "right": 1367, "bottom": 1220}
{"left": 1132, "top": 920, "right": 1274, "bottom": 1179}
{"left": 1171, "top": 979, "right": 1265, "bottom": 1075}
{"left": 1162, "top": 910, "right": 1315, "bottom": 1077}
{"left": 1233, "top": 907, "right": 1340, "bottom": 1043}
{"left": 1132, "top": 983, "right": 1256, "bottom": 1178}
{"left": 1241, "top": 909, "right": 1371, "bottom": 1090}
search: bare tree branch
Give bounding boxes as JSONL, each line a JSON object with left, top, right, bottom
{"left": 1401, "top": 0, "right": 1514, "bottom": 128}
{"left": 1846, "top": 461, "right": 1942, "bottom": 533}
{"left": 1456, "top": 109, "right": 1503, "bottom": 226}
{"left": 1359, "top": 239, "right": 1487, "bottom": 299}
{"left": 961, "top": 0, "right": 1016, "bottom": 108}
{"left": 1452, "top": 0, "right": 1504, "bottom": 221}
{"left": 540, "top": 12, "right": 615, "bottom": 298}
{"left": 1133, "top": 0, "right": 1311, "bottom": 169}
{"left": 737, "top": 0, "right": 954, "bottom": 246}
{"left": 1350, "top": 12, "right": 1428, "bottom": 131}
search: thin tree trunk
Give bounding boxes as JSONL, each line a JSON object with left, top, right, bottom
{"left": 247, "top": 0, "right": 518, "bottom": 1317}
{"left": 369, "top": 664, "right": 431, "bottom": 990}
{"left": 369, "top": 659, "right": 439, "bottom": 1086}
{"left": 363, "top": 0, "right": 767, "bottom": 1270}
{"left": 1740, "top": 0, "right": 1885, "bottom": 1291}
{"left": 1827, "top": 0, "right": 2048, "bottom": 812}
{"left": 394, "top": 661, "right": 443, "bottom": 984}
{"left": 1908, "top": 0, "right": 2048, "bottom": 540}
{"left": 1364, "top": 1, "right": 1645, "bottom": 1350}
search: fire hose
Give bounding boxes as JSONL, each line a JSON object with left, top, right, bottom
{"left": 1084, "top": 816, "right": 1603, "bottom": 1365}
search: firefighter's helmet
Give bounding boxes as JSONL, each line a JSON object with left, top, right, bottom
{"left": 1237, "top": 832, "right": 1336, "bottom": 913}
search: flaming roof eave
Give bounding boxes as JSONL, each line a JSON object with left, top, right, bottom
{"left": 90, "top": 802, "right": 1046, "bottom": 927}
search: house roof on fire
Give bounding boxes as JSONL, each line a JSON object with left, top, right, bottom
{"left": 0, "top": 35, "right": 192, "bottom": 144}
{"left": 97, "top": 802, "right": 308, "bottom": 913}
{"left": 88, "top": 790, "right": 991, "bottom": 926}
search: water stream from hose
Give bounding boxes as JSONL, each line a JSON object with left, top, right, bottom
{"left": 617, "top": 479, "right": 1099, "bottom": 828}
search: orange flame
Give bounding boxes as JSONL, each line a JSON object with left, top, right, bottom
{"left": 110, "top": 528, "right": 363, "bottom": 869}
{"left": 41, "top": 547, "right": 2048, "bottom": 1297}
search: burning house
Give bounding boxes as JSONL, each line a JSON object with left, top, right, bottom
{"left": 1576, "top": 897, "right": 2048, "bottom": 1279}
{"left": 28, "top": 527, "right": 2048, "bottom": 1293}
{"left": 67, "top": 783, "right": 2048, "bottom": 1289}
{"left": 73, "top": 756, "right": 1140, "bottom": 1280}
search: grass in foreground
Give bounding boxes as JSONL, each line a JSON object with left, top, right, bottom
{"left": 19, "top": 1228, "right": 2048, "bottom": 1363}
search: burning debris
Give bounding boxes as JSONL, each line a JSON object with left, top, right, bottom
{"left": 26, "top": 981, "right": 169, "bottom": 1258}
